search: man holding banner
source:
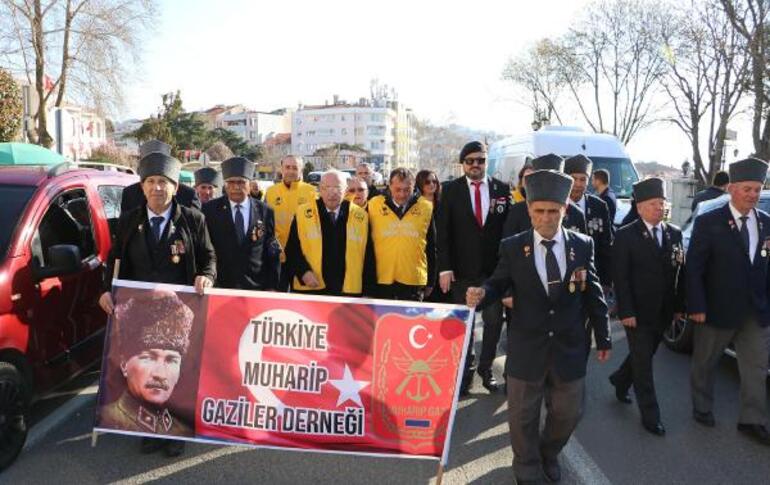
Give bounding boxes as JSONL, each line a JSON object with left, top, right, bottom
{"left": 466, "top": 169, "right": 611, "bottom": 484}
{"left": 285, "top": 170, "right": 369, "bottom": 296}
{"left": 99, "top": 152, "right": 216, "bottom": 457}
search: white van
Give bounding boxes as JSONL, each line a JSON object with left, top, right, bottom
{"left": 487, "top": 126, "right": 639, "bottom": 224}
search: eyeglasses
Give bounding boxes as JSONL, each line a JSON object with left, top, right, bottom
{"left": 348, "top": 188, "right": 367, "bottom": 193}
{"left": 463, "top": 157, "right": 486, "bottom": 166}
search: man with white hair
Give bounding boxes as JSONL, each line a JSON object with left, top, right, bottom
{"left": 285, "top": 170, "right": 369, "bottom": 296}
{"left": 356, "top": 162, "right": 381, "bottom": 199}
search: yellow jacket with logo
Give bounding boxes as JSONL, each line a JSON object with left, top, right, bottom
{"left": 292, "top": 200, "right": 368, "bottom": 294}
{"left": 367, "top": 195, "right": 434, "bottom": 286}
{"left": 265, "top": 181, "right": 317, "bottom": 262}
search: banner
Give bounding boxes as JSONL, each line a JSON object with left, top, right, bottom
{"left": 94, "top": 280, "right": 472, "bottom": 464}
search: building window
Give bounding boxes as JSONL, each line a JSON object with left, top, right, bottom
{"left": 341, "top": 128, "right": 347, "bottom": 135}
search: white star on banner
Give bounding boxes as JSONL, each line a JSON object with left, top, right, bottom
{"left": 329, "top": 364, "right": 369, "bottom": 407}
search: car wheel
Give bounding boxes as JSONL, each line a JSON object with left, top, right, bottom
{"left": 0, "top": 361, "right": 29, "bottom": 471}
{"left": 664, "top": 317, "right": 694, "bottom": 353}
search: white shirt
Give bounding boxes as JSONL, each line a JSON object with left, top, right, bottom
{"left": 533, "top": 229, "right": 567, "bottom": 293}
{"left": 466, "top": 176, "right": 490, "bottom": 225}
{"left": 146, "top": 205, "right": 173, "bottom": 238}
{"left": 642, "top": 219, "right": 664, "bottom": 247}
{"left": 729, "top": 202, "right": 758, "bottom": 263}
{"left": 575, "top": 195, "right": 586, "bottom": 213}
{"left": 230, "top": 197, "right": 251, "bottom": 235}
{"left": 324, "top": 205, "right": 339, "bottom": 222}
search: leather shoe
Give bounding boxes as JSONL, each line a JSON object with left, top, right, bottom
{"left": 478, "top": 369, "right": 500, "bottom": 393}
{"left": 459, "top": 374, "right": 473, "bottom": 396}
{"left": 542, "top": 456, "right": 561, "bottom": 482}
{"left": 164, "top": 440, "right": 186, "bottom": 457}
{"left": 608, "top": 376, "right": 632, "bottom": 404}
{"left": 693, "top": 410, "right": 715, "bottom": 427}
{"left": 737, "top": 423, "right": 770, "bottom": 445}
{"left": 140, "top": 437, "right": 165, "bottom": 454}
{"left": 642, "top": 420, "right": 666, "bottom": 436}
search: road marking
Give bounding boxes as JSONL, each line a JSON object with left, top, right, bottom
{"left": 107, "top": 447, "right": 248, "bottom": 485}
{"left": 24, "top": 383, "right": 99, "bottom": 451}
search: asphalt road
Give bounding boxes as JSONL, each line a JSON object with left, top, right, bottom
{"left": 3, "top": 320, "right": 769, "bottom": 484}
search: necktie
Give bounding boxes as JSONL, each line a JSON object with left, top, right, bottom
{"left": 740, "top": 216, "right": 750, "bottom": 255}
{"left": 472, "top": 181, "right": 483, "bottom": 228}
{"left": 541, "top": 240, "right": 561, "bottom": 301}
{"left": 329, "top": 210, "right": 337, "bottom": 225}
{"left": 652, "top": 226, "right": 661, "bottom": 248}
{"left": 150, "top": 216, "right": 164, "bottom": 243}
{"left": 234, "top": 204, "right": 245, "bottom": 243}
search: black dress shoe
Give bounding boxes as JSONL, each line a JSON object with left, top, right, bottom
{"left": 164, "top": 440, "right": 186, "bottom": 457}
{"left": 642, "top": 420, "right": 666, "bottom": 436}
{"left": 478, "top": 369, "right": 500, "bottom": 393}
{"left": 608, "top": 376, "right": 632, "bottom": 404}
{"left": 693, "top": 410, "right": 716, "bottom": 427}
{"left": 140, "top": 437, "right": 165, "bottom": 454}
{"left": 542, "top": 456, "right": 561, "bottom": 482}
{"left": 459, "top": 375, "right": 473, "bottom": 396}
{"left": 737, "top": 423, "right": 770, "bottom": 445}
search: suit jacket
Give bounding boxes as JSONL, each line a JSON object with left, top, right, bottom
{"left": 437, "top": 176, "right": 511, "bottom": 280}
{"left": 121, "top": 182, "right": 201, "bottom": 213}
{"left": 691, "top": 186, "right": 726, "bottom": 212}
{"left": 598, "top": 187, "right": 617, "bottom": 223}
{"left": 202, "top": 196, "right": 280, "bottom": 290}
{"left": 480, "top": 229, "right": 610, "bottom": 381}
{"left": 686, "top": 202, "right": 770, "bottom": 329}
{"left": 104, "top": 202, "right": 216, "bottom": 291}
{"left": 613, "top": 219, "right": 685, "bottom": 330}
{"left": 502, "top": 200, "right": 587, "bottom": 239}
{"left": 580, "top": 194, "right": 614, "bottom": 285}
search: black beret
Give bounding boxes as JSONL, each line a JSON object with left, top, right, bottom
{"left": 531, "top": 153, "right": 564, "bottom": 172}
{"left": 526, "top": 170, "right": 573, "bottom": 204}
{"left": 221, "top": 157, "right": 255, "bottom": 180}
{"left": 633, "top": 177, "right": 666, "bottom": 203}
{"left": 564, "top": 154, "right": 593, "bottom": 175}
{"left": 194, "top": 167, "right": 222, "bottom": 187}
{"left": 113, "top": 290, "right": 194, "bottom": 357}
{"left": 138, "top": 152, "right": 181, "bottom": 184}
{"left": 139, "top": 139, "right": 171, "bottom": 158}
{"left": 459, "top": 141, "right": 486, "bottom": 163}
{"left": 729, "top": 157, "right": 768, "bottom": 184}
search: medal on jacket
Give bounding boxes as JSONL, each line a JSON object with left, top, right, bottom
{"left": 763, "top": 237, "right": 770, "bottom": 257}
{"left": 569, "top": 282, "right": 576, "bottom": 293}
{"left": 253, "top": 221, "right": 264, "bottom": 241}
{"left": 570, "top": 266, "right": 586, "bottom": 292}
{"left": 170, "top": 239, "right": 185, "bottom": 264}
{"left": 524, "top": 245, "right": 531, "bottom": 257}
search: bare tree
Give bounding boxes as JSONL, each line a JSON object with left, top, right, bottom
{"left": 0, "top": 0, "right": 155, "bottom": 147}
{"left": 554, "top": 0, "right": 670, "bottom": 144}
{"left": 660, "top": 1, "right": 750, "bottom": 184}
{"left": 719, "top": 0, "right": 770, "bottom": 160}
{"left": 206, "top": 141, "right": 234, "bottom": 162}
{"left": 502, "top": 38, "right": 567, "bottom": 127}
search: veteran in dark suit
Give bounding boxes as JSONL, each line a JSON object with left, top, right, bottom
{"left": 467, "top": 169, "right": 611, "bottom": 485}
{"left": 98, "top": 151, "right": 215, "bottom": 457}
{"left": 502, "top": 154, "right": 587, "bottom": 239}
{"left": 121, "top": 140, "right": 201, "bottom": 213}
{"left": 592, "top": 169, "right": 617, "bottom": 223}
{"left": 437, "top": 141, "right": 511, "bottom": 395}
{"left": 691, "top": 170, "right": 729, "bottom": 212}
{"left": 687, "top": 157, "right": 770, "bottom": 446}
{"left": 608, "top": 178, "right": 685, "bottom": 436}
{"left": 202, "top": 157, "right": 280, "bottom": 290}
{"left": 194, "top": 166, "right": 222, "bottom": 205}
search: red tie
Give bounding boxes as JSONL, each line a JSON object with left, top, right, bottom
{"left": 472, "top": 181, "right": 483, "bottom": 228}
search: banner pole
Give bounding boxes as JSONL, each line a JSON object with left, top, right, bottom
{"left": 435, "top": 461, "right": 444, "bottom": 485}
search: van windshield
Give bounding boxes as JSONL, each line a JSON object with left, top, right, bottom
{"left": 589, "top": 157, "right": 639, "bottom": 198}
{"left": 0, "top": 185, "right": 36, "bottom": 259}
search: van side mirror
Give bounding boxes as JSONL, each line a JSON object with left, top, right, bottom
{"left": 33, "top": 244, "right": 82, "bottom": 280}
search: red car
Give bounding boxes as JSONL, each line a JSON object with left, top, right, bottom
{"left": 0, "top": 163, "right": 137, "bottom": 469}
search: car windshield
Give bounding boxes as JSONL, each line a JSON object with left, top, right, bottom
{"left": 589, "top": 156, "right": 639, "bottom": 198}
{"left": 0, "top": 185, "right": 36, "bottom": 259}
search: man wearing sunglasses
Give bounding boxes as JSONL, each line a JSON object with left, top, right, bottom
{"left": 437, "top": 141, "right": 512, "bottom": 395}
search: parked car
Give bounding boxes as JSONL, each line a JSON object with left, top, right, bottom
{"left": 0, "top": 163, "right": 137, "bottom": 470}
{"left": 664, "top": 191, "right": 770, "bottom": 371}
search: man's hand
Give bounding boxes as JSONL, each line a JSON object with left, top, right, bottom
{"left": 621, "top": 317, "right": 637, "bottom": 328}
{"left": 689, "top": 312, "right": 706, "bottom": 324}
{"left": 596, "top": 350, "right": 611, "bottom": 362}
{"left": 439, "top": 271, "right": 455, "bottom": 294}
{"left": 466, "top": 287, "right": 485, "bottom": 308}
{"left": 302, "top": 271, "right": 320, "bottom": 288}
{"left": 99, "top": 292, "right": 114, "bottom": 314}
{"left": 194, "top": 275, "right": 213, "bottom": 295}
{"left": 424, "top": 286, "right": 433, "bottom": 298}
{"left": 673, "top": 312, "right": 683, "bottom": 322}
{"left": 502, "top": 296, "right": 513, "bottom": 309}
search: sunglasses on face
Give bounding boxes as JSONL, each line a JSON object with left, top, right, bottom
{"left": 464, "top": 157, "right": 486, "bottom": 166}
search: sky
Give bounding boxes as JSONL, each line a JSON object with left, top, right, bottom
{"left": 120, "top": 0, "right": 756, "bottom": 167}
